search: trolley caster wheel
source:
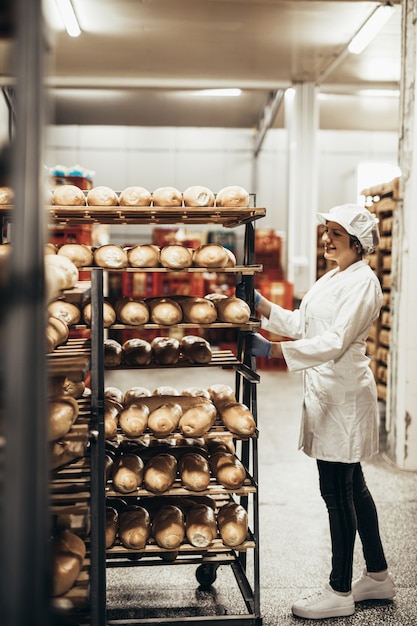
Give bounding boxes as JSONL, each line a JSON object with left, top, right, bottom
{"left": 196, "top": 564, "right": 218, "bottom": 589}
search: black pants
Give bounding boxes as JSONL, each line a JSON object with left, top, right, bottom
{"left": 317, "top": 460, "right": 388, "bottom": 593}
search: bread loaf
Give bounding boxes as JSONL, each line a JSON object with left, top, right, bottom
{"left": 44, "top": 254, "right": 79, "bottom": 291}
{"left": 46, "top": 316, "right": 69, "bottom": 352}
{"left": 0, "top": 186, "right": 14, "bottom": 204}
{"left": 213, "top": 296, "right": 251, "bottom": 324}
{"left": 147, "top": 402, "right": 182, "bottom": 438}
{"left": 215, "top": 185, "right": 249, "bottom": 208}
{"left": 57, "top": 244, "right": 93, "bottom": 267}
{"left": 186, "top": 503, "right": 217, "bottom": 547}
{"left": 112, "top": 453, "right": 144, "bottom": 494}
{"left": 104, "top": 339, "right": 123, "bottom": 367}
{"left": 87, "top": 185, "right": 118, "bottom": 206}
{"left": 127, "top": 244, "right": 160, "bottom": 267}
{"left": 217, "top": 502, "right": 248, "bottom": 547}
{"left": 178, "top": 451, "right": 211, "bottom": 491}
{"left": 118, "top": 403, "right": 150, "bottom": 438}
{"left": 48, "top": 396, "right": 79, "bottom": 441}
{"left": 119, "top": 505, "right": 151, "bottom": 550}
{"left": 119, "top": 186, "right": 151, "bottom": 207}
{"left": 152, "top": 186, "right": 182, "bottom": 207}
{"left": 123, "top": 386, "right": 152, "bottom": 405}
{"left": 55, "top": 507, "right": 90, "bottom": 539}
{"left": 152, "top": 386, "right": 179, "bottom": 396}
{"left": 50, "top": 531, "right": 86, "bottom": 596}
{"left": 116, "top": 297, "right": 149, "bottom": 325}
{"left": 225, "top": 248, "right": 237, "bottom": 267}
{"left": 181, "top": 387, "right": 210, "bottom": 399}
{"left": 219, "top": 402, "right": 256, "bottom": 436}
{"left": 83, "top": 300, "right": 116, "bottom": 328}
{"left": 148, "top": 297, "right": 183, "bottom": 325}
{"left": 180, "top": 335, "right": 212, "bottom": 364}
{"left": 105, "top": 386, "right": 124, "bottom": 404}
{"left": 106, "top": 506, "right": 119, "bottom": 548}
{"left": 178, "top": 403, "right": 216, "bottom": 438}
{"left": 192, "top": 243, "right": 229, "bottom": 268}
{"left": 62, "top": 378, "right": 85, "bottom": 399}
{"left": 50, "top": 439, "right": 86, "bottom": 470}
{"left": 179, "top": 297, "right": 217, "bottom": 324}
{"left": 93, "top": 245, "right": 128, "bottom": 269}
{"left": 122, "top": 338, "right": 152, "bottom": 366}
{"left": 160, "top": 244, "right": 193, "bottom": 269}
{"left": 151, "top": 336, "right": 180, "bottom": 365}
{"left": 104, "top": 401, "right": 120, "bottom": 440}
{"left": 183, "top": 185, "right": 215, "bottom": 207}
{"left": 143, "top": 452, "right": 178, "bottom": 494}
{"left": 47, "top": 300, "right": 81, "bottom": 327}
{"left": 209, "top": 451, "right": 246, "bottom": 489}
{"left": 152, "top": 504, "right": 185, "bottom": 549}
{"left": 52, "top": 184, "right": 85, "bottom": 207}
{"left": 208, "top": 384, "right": 236, "bottom": 409}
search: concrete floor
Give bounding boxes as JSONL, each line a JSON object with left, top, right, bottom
{"left": 105, "top": 367, "right": 417, "bottom": 625}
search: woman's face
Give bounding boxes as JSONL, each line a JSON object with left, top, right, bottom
{"left": 322, "top": 221, "right": 360, "bottom": 270}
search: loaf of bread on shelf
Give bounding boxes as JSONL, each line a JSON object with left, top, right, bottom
{"left": 48, "top": 395, "right": 79, "bottom": 441}
{"left": 119, "top": 186, "right": 152, "bottom": 207}
{"left": 219, "top": 401, "right": 256, "bottom": 436}
{"left": 122, "top": 338, "right": 152, "bottom": 366}
{"left": 225, "top": 248, "right": 237, "bottom": 267}
{"left": 192, "top": 243, "right": 229, "bottom": 268}
{"left": 0, "top": 186, "right": 14, "bottom": 204}
{"left": 55, "top": 506, "right": 91, "bottom": 539}
{"left": 212, "top": 296, "right": 251, "bottom": 324}
{"left": 159, "top": 244, "right": 193, "bottom": 269}
{"left": 105, "top": 506, "right": 119, "bottom": 549}
{"left": 152, "top": 504, "right": 185, "bottom": 549}
{"left": 49, "top": 438, "right": 86, "bottom": 470}
{"left": 104, "top": 400, "right": 121, "bottom": 440}
{"left": 87, "top": 185, "right": 118, "bottom": 206}
{"left": 181, "top": 387, "right": 210, "bottom": 399}
{"left": 183, "top": 185, "right": 215, "bottom": 207}
{"left": 47, "top": 300, "right": 81, "bottom": 327}
{"left": 83, "top": 300, "right": 117, "bottom": 328}
{"left": 93, "top": 244, "right": 128, "bottom": 269}
{"left": 152, "top": 386, "right": 179, "bottom": 396}
{"left": 50, "top": 531, "right": 86, "bottom": 596}
{"left": 209, "top": 450, "right": 246, "bottom": 489}
{"left": 116, "top": 297, "right": 149, "bottom": 325}
{"left": 151, "top": 336, "right": 181, "bottom": 365}
{"left": 178, "top": 402, "right": 216, "bottom": 438}
{"left": 186, "top": 503, "right": 217, "bottom": 547}
{"left": 179, "top": 297, "right": 217, "bottom": 324}
{"left": 123, "top": 386, "right": 152, "bottom": 405}
{"left": 118, "top": 403, "right": 150, "bottom": 438}
{"left": 112, "top": 453, "right": 144, "bottom": 494}
{"left": 46, "top": 316, "right": 69, "bottom": 352}
{"left": 178, "top": 451, "right": 211, "bottom": 491}
{"left": 217, "top": 502, "right": 248, "bottom": 547}
{"left": 147, "top": 402, "right": 182, "bottom": 438}
{"left": 57, "top": 243, "right": 93, "bottom": 267}
{"left": 147, "top": 297, "right": 183, "bottom": 325}
{"left": 104, "top": 339, "right": 123, "bottom": 368}
{"left": 62, "top": 378, "right": 85, "bottom": 399}
{"left": 152, "top": 186, "right": 182, "bottom": 207}
{"left": 180, "top": 335, "right": 213, "bottom": 364}
{"left": 105, "top": 386, "right": 124, "bottom": 404}
{"left": 207, "top": 383, "right": 236, "bottom": 409}
{"left": 119, "top": 505, "right": 151, "bottom": 550}
{"left": 45, "top": 253, "right": 79, "bottom": 295}
{"left": 143, "top": 452, "right": 178, "bottom": 494}
{"left": 215, "top": 185, "right": 249, "bottom": 208}
{"left": 127, "top": 243, "right": 160, "bottom": 267}
{"left": 52, "top": 184, "right": 86, "bottom": 206}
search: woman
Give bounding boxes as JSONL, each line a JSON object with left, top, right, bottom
{"left": 249, "top": 204, "right": 395, "bottom": 619}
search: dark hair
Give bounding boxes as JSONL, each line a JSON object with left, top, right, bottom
{"left": 349, "top": 235, "right": 364, "bottom": 255}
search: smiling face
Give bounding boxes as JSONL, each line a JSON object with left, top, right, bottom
{"left": 322, "top": 221, "right": 361, "bottom": 271}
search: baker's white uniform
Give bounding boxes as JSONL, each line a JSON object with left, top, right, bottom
{"left": 261, "top": 260, "right": 383, "bottom": 463}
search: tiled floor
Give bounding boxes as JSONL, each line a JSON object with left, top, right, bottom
{"left": 105, "top": 367, "right": 417, "bottom": 625}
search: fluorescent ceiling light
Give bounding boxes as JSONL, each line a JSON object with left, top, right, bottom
{"left": 359, "top": 88, "right": 400, "bottom": 98}
{"left": 55, "top": 0, "right": 81, "bottom": 37}
{"left": 189, "top": 88, "right": 242, "bottom": 97}
{"left": 348, "top": 3, "right": 395, "bottom": 55}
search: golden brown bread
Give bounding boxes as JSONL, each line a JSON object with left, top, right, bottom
{"left": 127, "top": 243, "right": 160, "bottom": 267}
{"left": 93, "top": 244, "right": 128, "bottom": 269}
{"left": 105, "top": 386, "right": 124, "bottom": 404}
{"left": 215, "top": 185, "right": 249, "bottom": 208}
{"left": 0, "top": 186, "right": 14, "bottom": 204}
{"left": 192, "top": 243, "right": 229, "bottom": 268}
{"left": 118, "top": 403, "right": 150, "bottom": 438}
{"left": 83, "top": 300, "right": 116, "bottom": 328}
{"left": 44, "top": 254, "right": 79, "bottom": 292}
{"left": 50, "top": 531, "right": 86, "bottom": 596}
{"left": 160, "top": 244, "right": 193, "bottom": 269}
{"left": 217, "top": 502, "right": 248, "bottom": 547}
{"left": 209, "top": 451, "right": 246, "bottom": 489}
{"left": 112, "top": 453, "right": 144, "bottom": 494}
{"left": 178, "top": 451, "right": 211, "bottom": 492}
{"left": 148, "top": 297, "right": 183, "bottom": 325}
{"left": 119, "top": 505, "right": 151, "bottom": 550}
{"left": 49, "top": 439, "right": 86, "bottom": 470}
{"left": 152, "top": 186, "right": 182, "bottom": 207}
{"left": 104, "top": 339, "right": 123, "bottom": 367}
{"left": 47, "top": 300, "right": 81, "bottom": 327}
{"left": 115, "top": 298, "right": 149, "bottom": 325}
{"left": 119, "top": 186, "right": 151, "bottom": 207}
{"left": 213, "top": 296, "right": 251, "bottom": 324}
{"left": 178, "top": 402, "right": 216, "bottom": 438}
{"left": 147, "top": 402, "right": 182, "bottom": 438}
{"left": 52, "top": 184, "right": 85, "bottom": 206}
{"left": 152, "top": 504, "right": 185, "bottom": 549}
{"left": 208, "top": 384, "right": 236, "bottom": 409}
{"left": 57, "top": 244, "right": 93, "bottom": 267}
{"left": 151, "top": 336, "right": 181, "bottom": 365}
{"left": 46, "top": 316, "right": 69, "bottom": 352}
{"left": 219, "top": 401, "right": 256, "bottom": 436}
{"left": 122, "top": 338, "right": 152, "bottom": 366}
{"left": 123, "top": 386, "right": 152, "bottom": 405}
{"left": 48, "top": 396, "right": 79, "bottom": 442}
{"left": 180, "top": 335, "right": 212, "bottom": 364}
{"left": 143, "top": 452, "right": 178, "bottom": 494}
{"left": 87, "top": 185, "right": 118, "bottom": 206}
{"left": 104, "top": 401, "right": 120, "bottom": 440}
{"left": 186, "top": 503, "right": 217, "bottom": 547}
{"left": 179, "top": 298, "right": 217, "bottom": 324}
{"left": 105, "top": 506, "right": 119, "bottom": 548}
{"left": 183, "top": 185, "right": 215, "bottom": 207}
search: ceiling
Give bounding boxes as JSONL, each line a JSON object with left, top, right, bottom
{"left": 2, "top": 0, "right": 403, "bottom": 132}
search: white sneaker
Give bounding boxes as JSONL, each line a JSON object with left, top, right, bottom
{"left": 352, "top": 569, "right": 395, "bottom": 602}
{"left": 292, "top": 583, "right": 355, "bottom": 619}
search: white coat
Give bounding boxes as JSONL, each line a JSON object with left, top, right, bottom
{"left": 261, "top": 260, "right": 383, "bottom": 463}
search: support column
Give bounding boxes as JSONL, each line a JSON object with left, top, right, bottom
{"left": 285, "top": 83, "right": 319, "bottom": 297}
{"left": 387, "top": 0, "right": 417, "bottom": 470}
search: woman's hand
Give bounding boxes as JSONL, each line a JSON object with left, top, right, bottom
{"left": 248, "top": 332, "right": 272, "bottom": 358}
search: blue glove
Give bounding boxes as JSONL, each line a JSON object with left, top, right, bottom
{"left": 254, "top": 289, "right": 261, "bottom": 308}
{"left": 236, "top": 282, "right": 262, "bottom": 308}
{"left": 248, "top": 332, "right": 271, "bottom": 358}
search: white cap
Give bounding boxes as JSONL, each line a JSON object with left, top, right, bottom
{"left": 317, "top": 203, "right": 380, "bottom": 254}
